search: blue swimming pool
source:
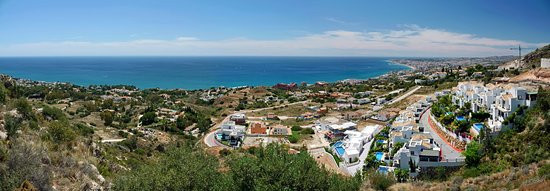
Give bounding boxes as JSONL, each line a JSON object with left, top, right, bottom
{"left": 375, "top": 152, "right": 384, "bottom": 161}
{"left": 378, "top": 166, "right": 389, "bottom": 174}
{"left": 456, "top": 116, "right": 466, "bottom": 121}
{"left": 335, "top": 147, "right": 345, "bottom": 156}
{"left": 333, "top": 141, "right": 345, "bottom": 156}
{"left": 473, "top": 123, "right": 484, "bottom": 132}
{"left": 376, "top": 140, "right": 385, "bottom": 144}
{"left": 216, "top": 133, "right": 223, "bottom": 140}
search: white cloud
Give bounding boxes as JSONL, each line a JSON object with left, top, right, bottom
{"left": 0, "top": 26, "right": 546, "bottom": 57}
{"left": 325, "top": 17, "right": 358, "bottom": 25}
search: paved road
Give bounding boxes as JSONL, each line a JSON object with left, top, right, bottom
{"left": 419, "top": 108, "right": 462, "bottom": 159}
{"left": 387, "top": 86, "right": 422, "bottom": 105}
{"left": 203, "top": 101, "right": 309, "bottom": 148}
{"left": 344, "top": 125, "right": 383, "bottom": 176}
{"left": 101, "top": 138, "right": 126, "bottom": 143}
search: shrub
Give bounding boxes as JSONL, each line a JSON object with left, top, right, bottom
{"left": 288, "top": 135, "right": 299, "bottom": 143}
{"left": 300, "top": 128, "right": 314, "bottom": 134}
{"left": 100, "top": 111, "right": 114, "bottom": 126}
{"left": 0, "top": 141, "right": 52, "bottom": 191}
{"left": 4, "top": 115, "right": 22, "bottom": 140}
{"left": 291, "top": 125, "right": 302, "bottom": 131}
{"left": 14, "top": 98, "right": 34, "bottom": 120}
{"left": 463, "top": 141, "right": 482, "bottom": 167}
{"left": 140, "top": 112, "right": 156, "bottom": 126}
{"left": 41, "top": 105, "right": 66, "bottom": 121}
{"left": 539, "top": 163, "right": 550, "bottom": 180}
{"left": 369, "top": 172, "right": 395, "bottom": 191}
{"left": 219, "top": 148, "right": 231, "bottom": 156}
{"left": 47, "top": 121, "right": 76, "bottom": 144}
{"left": 74, "top": 123, "right": 94, "bottom": 136}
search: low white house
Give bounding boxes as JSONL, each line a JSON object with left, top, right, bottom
{"left": 334, "top": 125, "right": 378, "bottom": 163}
{"left": 218, "top": 121, "right": 246, "bottom": 146}
{"left": 393, "top": 133, "right": 441, "bottom": 170}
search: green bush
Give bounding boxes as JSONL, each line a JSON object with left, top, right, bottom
{"left": 47, "top": 121, "right": 76, "bottom": 144}
{"left": 41, "top": 105, "right": 66, "bottom": 121}
{"left": 368, "top": 172, "right": 395, "bottom": 191}
{"left": 291, "top": 125, "right": 302, "bottom": 131}
{"left": 140, "top": 112, "right": 156, "bottom": 126}
{"left": 74, "top": 123, "right": 94, "bottom": 136}
{"left": 300, "top": 128, "right": 314, "bottom": 134}
{"left": 288, "top": 135, "right": 299, "bottom": 143}
{"left": 538, "top": 163, "right": 550, "bottom": 180}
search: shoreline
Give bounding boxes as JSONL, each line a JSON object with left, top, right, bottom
{"left": 387, "top": 60, "right": 416, "bottom": 70}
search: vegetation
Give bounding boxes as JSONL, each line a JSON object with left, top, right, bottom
{"left": 114, "top": 144, "right": 363, "bottom": 190}
{"left": 459, "top": 87, "right": 550, "bottom": 178}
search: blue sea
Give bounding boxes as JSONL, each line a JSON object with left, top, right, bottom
{"left": 0, "top": 57, "right": 409, "bottom": 90}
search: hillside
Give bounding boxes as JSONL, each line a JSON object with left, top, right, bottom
{"left": 524, "top": 44, "right": 550, "bottom": 66}
{"left": 499, "top": 44, "right": 550, "bottom": 70}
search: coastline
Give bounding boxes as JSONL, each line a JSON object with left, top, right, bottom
{"left": 387, "top": 60, "right": 416, "bottom": 70}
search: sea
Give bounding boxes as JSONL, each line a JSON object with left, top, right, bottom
{"left": 0, "top": 57, "right": 410, "bottom": 90}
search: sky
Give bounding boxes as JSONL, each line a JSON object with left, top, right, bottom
{"left": 0, "top": 0, "right": 548, "bottom": 57}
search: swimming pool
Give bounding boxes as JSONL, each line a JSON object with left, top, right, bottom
{"left": 216, "top": 133, "right": 223, "bottom": 140}
{"left": 378, "top": 166, "right": 389, "bottom": 174}
{"left": 456, "top": 116, "right": 466, "bottom": 121}
{"left": 334, "top": 141, "right": 345, "bottom": 156}
{"left": 335, "top": 147, "right": 345, "bottom": 156}
{"left": 473, "top": 123, "right": 484, "bottom": 132}
{"left": 376, "top": 140, "right": 385, "bottom": 144}
{"left": 375, "top": 152, "right": 384, "bottom": 161}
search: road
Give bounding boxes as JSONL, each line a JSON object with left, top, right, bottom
{"left": 203, "top": 100, "right": 309, "bottom": 148}
{"left": 344, "top": 125, "right": 383, "bottom": 176}
{"left": 419, "top": 108, "right": 462, "bottom": 159}
{"left": 387, "top": 86, "right": 422, "bottom": 105}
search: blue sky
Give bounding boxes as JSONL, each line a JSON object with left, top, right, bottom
{"left": 0, "top": 0, "right": 548, "bottom": 56}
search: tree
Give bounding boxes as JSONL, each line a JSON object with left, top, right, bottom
{"left": 140, "top": 112, "right": 156, "bottom": 126}
{"left": 409, "top": 159, "right": 417, "bottom": 173}
{"left": 463, "top": 141, "right": 482, "bottom": 167}
{"left": 364, "top": 154, "right": 379, "bottom": 170}
{"left": 394, "top": 168, "right": 409, "bottom": 182}
{"left": 100, "top": 111, "right": 114, "bottom": 126}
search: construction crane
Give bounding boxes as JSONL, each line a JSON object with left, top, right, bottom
{"left": 510, "top": 45, "right": 534, "bottom": 64}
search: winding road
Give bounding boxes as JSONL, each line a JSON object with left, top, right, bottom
{"left": 419, "top": 108, "right": 462, "bottom": 160}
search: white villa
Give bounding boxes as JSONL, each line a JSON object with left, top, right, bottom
{"left": 218, "top": 121, "right": 246, "bottom": 146}
{"left": 333, "top": 125, "right": 379, "bottom": 163}
{"left": 393, "top": 133, "right": 441, "bottom": 170}
{"left": 488, "top": 86, "right": 537, "bottom": 132}
{"left": 451, "top": 82, "right": 538, "bottom": 132}
{"left": 316, "top": 117, "right": 357, "bottom": 139}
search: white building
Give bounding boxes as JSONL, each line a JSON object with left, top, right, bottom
{"left": 542, "top": 58, "right": 550, "bottom": 68}
{"left": 218, "top": 121, "right": 246, "bottom": 146}
{"left": 334, "top": 125, "right": 378, "bottom": 163}
{"left": 393, "top": 133, "right": 441, "bottom": 170}
{"left": 451, "top": 82, "right": 538, "bottom": 133}
{"left": 488, "top": 86, "right": 537, "bottom": 132}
